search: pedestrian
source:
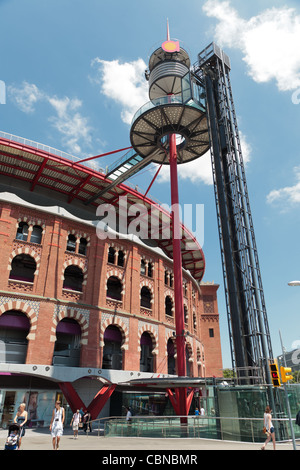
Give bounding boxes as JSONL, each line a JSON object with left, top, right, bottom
{"left": 50, "top": 400, "right": 65, "bottom": 450}
{"left": 195, "top": 407, "right": 199, "bottom": 416}
{"left": 200, "top": 407, "right": 205, "bottom": 416}
{"left": 261, "top": 406, "right": 276, "bottom": 450}
{"left": 70, "top": 409, "right": 81, "bottom": 439}
{"left": 83, "top": 409, "right": 92, "bottom": 434}
{"left": 125, "top": 406, "right": 132, "bottom": 423}
{"left": 13, "top": 402, "right": 28, "bottom": 449}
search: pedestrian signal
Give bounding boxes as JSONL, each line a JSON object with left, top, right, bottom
{"left": 280, "top": 366, "right": 293, "bottom": 383}
{"left": 269, "top": 363, "right": 281, "bottom": 387}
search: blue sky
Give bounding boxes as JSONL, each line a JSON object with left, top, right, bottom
{"left": 1, "top": 0, "right": 300, "bottom": 369}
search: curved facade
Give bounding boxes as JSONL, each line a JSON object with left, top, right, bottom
{"left": 0, "top": 136, "right": 222, "bottom": 426}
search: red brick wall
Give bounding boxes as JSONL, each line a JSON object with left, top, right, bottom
{"left": 0, "top": 201, "right": 223, "bottom": 377}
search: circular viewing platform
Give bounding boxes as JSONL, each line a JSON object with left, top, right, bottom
{"left": 130, "top": 95, "right": 210, "bottom": 165}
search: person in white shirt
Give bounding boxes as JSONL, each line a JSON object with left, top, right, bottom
{"left": 70, "top": 409, "right": 81, "bottom": 439}
{"left": 50, "top": 401, "right": 65, "bottom": 450}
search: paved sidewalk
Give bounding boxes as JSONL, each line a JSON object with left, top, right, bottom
{"left": 0, "top": 428, "right": 296, "bottom": 451}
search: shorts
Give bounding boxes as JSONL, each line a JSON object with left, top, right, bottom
{"left": 269, "top": 427, "right": 275, "bottom": 434}
{"left": 72, "top": 424, "right": 79, "bottom": 431}
{"left": 51, "top": 426, "right": 63, "bottom": 438}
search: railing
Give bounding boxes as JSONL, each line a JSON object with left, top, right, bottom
{"left": 85, "top": 415, "right": 300, "bottom": 444}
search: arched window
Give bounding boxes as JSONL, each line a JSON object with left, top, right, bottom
{"left": 108, "top": 247, "right": 115, "bottom": 264}
{"left": 78, "top": 238, "right": 87, "bottom": 256}
{"left": 140, "top": 286, "right": 152, "bottom": 309}
{"left": 30, "top": 225, "right": 43, "bottom": 244}
{"left": 0, "top": 311, "right": 30, "bottom": 364}
{"left": 102, "top": 325, "right": 123, "bottom": 370}
{"left": 9, "top": 254, "right": 36, "bottom": 283}
{"left": 66, "top": 234, "right": 76, "bottom": 252}
{"left": 16, "top": 222, "right": 29, "bottom": 242}
{"left": 147, "top": 263, "right": 153, "bottom": 278}
{"left": 107, "top": 276, "right": 122, "bottom": 301}
{"left": 184, "top": 305, "right": 188, "bottom": 323}
{"left": 52, "top": 318, "right": 81, "bottom": 367}
{"left": 167, "top": 337, "right": 176, "bottom": 375}
{"left": 140, "top": 259, "right": 146, "bottom": 275}
{"left": 140, "top": 332, "right": 154, "bottom": 372}
{"left": 165, "top": 296, "right": 173, "bottom": 317}
{"left": 63, "top": 265, "right": 84, "bottom": 292}
{"left": 117, "top": 250, "right": 124, "bottom": 267}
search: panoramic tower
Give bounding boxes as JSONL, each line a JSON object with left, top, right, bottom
{"left": 129, "top": 32, "right": 210, "bottom": 415}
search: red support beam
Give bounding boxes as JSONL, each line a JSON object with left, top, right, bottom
{"left": 59, "top": 382, "right": 116, "bottom": 420}
{"left": 58, "top": 382, "right": 86, "bottom": 413}
{"left": 87, "top": 384, "right": 117, "bottom": 420}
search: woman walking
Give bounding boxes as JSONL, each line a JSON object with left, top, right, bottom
{"left": 261, "top": 406, "right": 276, "bottom": 450}
{"left": 13, "top": 403, "right": 28, "bottom": 449}
{"left": 50, "top": 401, "right": 65, "bottom": 450}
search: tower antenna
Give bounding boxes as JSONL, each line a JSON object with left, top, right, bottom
{"left": 167, "top": 18, "right": 170, "bottom": 41}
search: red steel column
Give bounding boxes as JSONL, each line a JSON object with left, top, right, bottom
{"left": 169, "top": 133, "right": 187, "bottom": 417}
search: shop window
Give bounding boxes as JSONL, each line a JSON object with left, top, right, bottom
{"left": 0, "top": 311, "right": 30, "bottom": 364}
{"left": 108, "top": 247, "right": 116, "bottom": 264}
{"left": 9, "top": 254, "right": 36, "bottom": 283}
{"left": 140, "top": 332, "right": 154, "bottom": 373}
{"left": 52, "top": 318, "right": 81, "bottom": 367}
{"left": 16, "top": 222, "right": 29, "bottom": 242}
{"left": 66, "top": 234, "right": 76, "bottom": 252}
{"left": 165, "top": 296, "right": 173, "bottom": 317}
{"left": 102, "top": 325, "right": 123, "bottom": 370}
{"left": 78, "top": 238, "right": 87, "bottom": 256}
{"left": 30, "top": 225, "right": 43, "bottom": 244}
{"left": 63, "top": 265, "right": 84, "bottom": 292}
{"left": 107, "top": 276, "right": 122, "bottom": 301}
{"left": 140, "top": 286, "right": 152, "bottom": 309}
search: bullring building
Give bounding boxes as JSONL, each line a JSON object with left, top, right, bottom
{"left": 0, "top": 133, "right": 222, "bottom": 428}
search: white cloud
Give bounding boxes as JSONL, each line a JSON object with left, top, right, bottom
{"left": 266, "top": 166, "right": 300, "bottom": 207}
{"left": 8, "top": 81, "right": 93, "bottom": 155}
{"left": 48, "top": 96, "right": 93, "bottom": 154}
{"left": 203, "top": 0, "right": 300, "bottom": 91}
{"left": 91, "top": 57, "right": 148, "bottom": 124}
{"left": 8, "top": 81, "right": 45, "bottom": 113}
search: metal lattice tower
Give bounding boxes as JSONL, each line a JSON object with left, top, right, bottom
{"left": 194, "top": 43, "right": 274, "bottom": 384}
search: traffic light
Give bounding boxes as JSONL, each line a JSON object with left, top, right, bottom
{"left": 280, "top": 366, "right": 293, "bottom": 383}
{"left": 269, "top": 363, "right": 281, "bottom": 387}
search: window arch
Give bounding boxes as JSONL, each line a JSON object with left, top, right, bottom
{"left": 107, "top": 276, "right": 122, "bottom": 301}
{"left": 0, "top": 311, "right": 30, "bottom": 364}
{"left": 140, "top": 286, "right": 152, "bottom": 309}
{"left": 52, "top": 318, "right": 81, "bottom": 367}
{"left": 9, "top": 254, "right": 36, "bottom": 283}
{"left": 108, "top": 247, "right": 116, "bottom": 264}
{"left": 30, "top": 225, "right": 43, "bottom": 244}
{"left": 140, "top": 331, "right": 154, "bottom": 372}
{"left": 102, "top": 325, "right": 123, "bottom": 370}
{"left": 66, "top": 234, "right": 76, "bottom": 252}
{"left": 78, "top": 237, "right": 87, "bottom": 256}
{"left": 165, "top": 296, "right": 173, "bottom": 317}
{"left": 63, "top": 265, "right": 84, "bottom": 292}
{"left": 16, "top": 222, "right": 29, "bottom": 242}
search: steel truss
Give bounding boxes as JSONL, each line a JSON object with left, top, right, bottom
{"left": 195, "top": 44, "right": 273, "bottom": 384}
